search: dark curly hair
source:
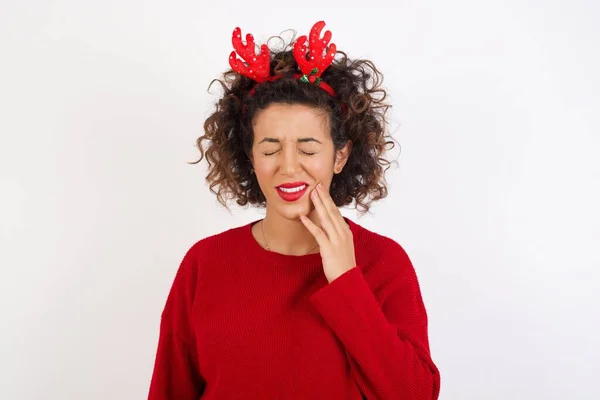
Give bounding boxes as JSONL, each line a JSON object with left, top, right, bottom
{"left": 192, "top": 32, "right": 398, "bottom": 215}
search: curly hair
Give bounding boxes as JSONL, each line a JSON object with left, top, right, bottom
{"left": 192, "top": 32, "right": 398, "bottom": 215}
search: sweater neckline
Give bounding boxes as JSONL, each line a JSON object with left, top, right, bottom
{"left": 244, "top": 216, "right": 361, "bottom": 266}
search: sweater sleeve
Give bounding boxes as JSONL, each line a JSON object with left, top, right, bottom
{"left": 308, "top": 242, "right": 441, "bottom": 400}
{"left": 148, "top": 247, "right": 206, "bottom": 400}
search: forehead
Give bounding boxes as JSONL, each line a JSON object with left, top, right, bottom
{"left": 252, "top": 103, "right": 330, "bottom": 140}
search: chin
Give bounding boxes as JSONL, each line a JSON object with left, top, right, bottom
{"left": 271, "top": 197, "right": 313, "bottom": 220}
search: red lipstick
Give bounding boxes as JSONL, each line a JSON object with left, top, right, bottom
{"left": 276, "top": 182, "right": 309, "bottom": 202}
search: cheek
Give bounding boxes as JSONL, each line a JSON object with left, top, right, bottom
{"left": 254, "top": 161, "right": 276, "bottom": 178}
{"left": 305, "top": 156, "right": 335, "bottom": 177}
{"left": 253, "top": 163, "right": 279, "bottom": 191}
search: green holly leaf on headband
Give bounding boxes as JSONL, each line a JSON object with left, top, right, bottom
{"left": 300, "top": 68, "right": 322, "bottom": 85}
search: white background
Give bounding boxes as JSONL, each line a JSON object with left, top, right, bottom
{"left": 1, "top": 1, "right": 599, "bottom": 399}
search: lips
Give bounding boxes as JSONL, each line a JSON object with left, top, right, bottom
{"left": 276, "top": 182, "right": 309, "bottom": 202}
{"left": 277, "top": 181, "right": 308, "bottom": 189}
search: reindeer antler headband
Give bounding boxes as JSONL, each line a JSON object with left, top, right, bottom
{"left": 229, "top": 21, "right": 338, "bottom": 97}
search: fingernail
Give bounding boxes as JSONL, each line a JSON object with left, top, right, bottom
{"left": 317, "top": 183, "right": 323, "bottom": 190}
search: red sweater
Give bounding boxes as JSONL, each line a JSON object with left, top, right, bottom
{"left": 148, "top": 217, "right": 440, "bottom": 399}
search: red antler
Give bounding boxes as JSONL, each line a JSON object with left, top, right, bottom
{"left": 293, "top": 21, "right": 337, "bottom": 77}
{"left": 229, "top": 27, "right": 271, "bottom": 82}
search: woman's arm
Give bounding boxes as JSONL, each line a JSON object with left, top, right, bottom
{"left": 148, "top": 248, "right": 205, "bottom": 399}
{"left": 309, "top": 240, "right": 440, "bottom": 400}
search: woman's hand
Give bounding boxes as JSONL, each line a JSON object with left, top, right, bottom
{"left": 300, "top": 182, "right": 357, "bottom": 283}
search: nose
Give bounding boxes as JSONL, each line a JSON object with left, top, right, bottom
{"left": 279, "top": 146, "right": 302, "bottom": 175}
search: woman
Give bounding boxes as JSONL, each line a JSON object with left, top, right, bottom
{"left": 148, "top": 20, "right": 440, "bottom": 400}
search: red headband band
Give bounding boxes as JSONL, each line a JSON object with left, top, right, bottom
{"left": 229, "top": 21, "right": 338, "bottom": 97}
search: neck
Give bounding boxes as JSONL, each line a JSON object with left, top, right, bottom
{"left": 260, "top": 211, "right": 321, "bottom": 255}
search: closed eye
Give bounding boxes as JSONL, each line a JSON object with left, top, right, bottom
{"left": 263, "top": 150, "right": 316, "bottom": 156}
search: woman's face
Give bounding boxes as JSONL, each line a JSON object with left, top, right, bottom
{"left": 251, "top": 103, "right": 351, "bottom": 221}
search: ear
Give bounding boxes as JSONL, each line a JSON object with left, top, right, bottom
{"left": 334, "top": 140, "right": 353, "bottom": 174}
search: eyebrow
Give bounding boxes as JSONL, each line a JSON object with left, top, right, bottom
{"left": 258, "top": 137, "right": 322, "bottom": 145}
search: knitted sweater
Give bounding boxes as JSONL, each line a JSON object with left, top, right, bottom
{"left": 148, "top": 217, "right": 440, "bottom": 399}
